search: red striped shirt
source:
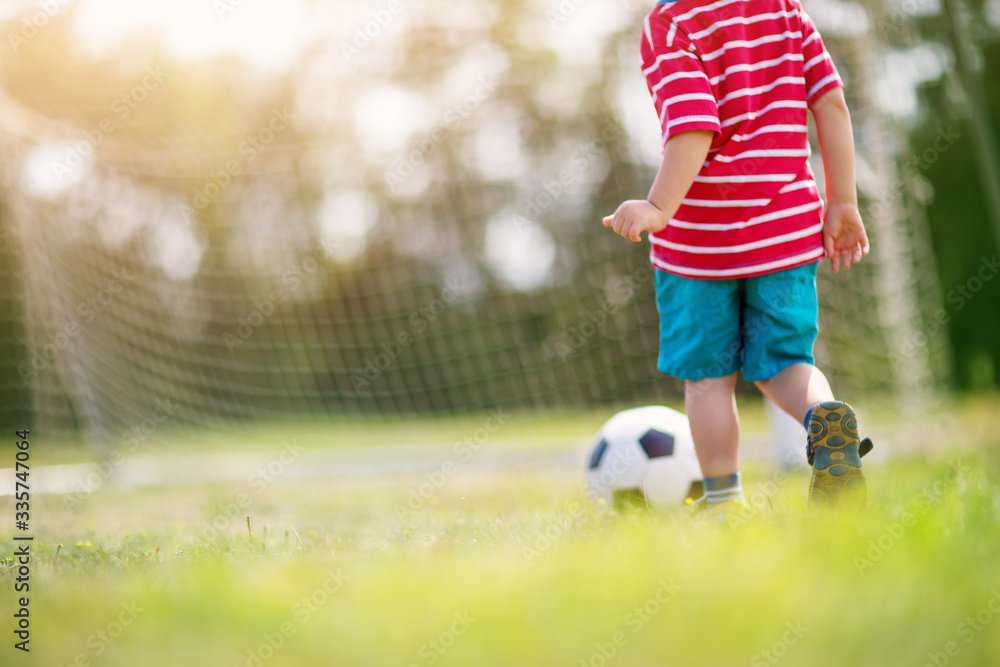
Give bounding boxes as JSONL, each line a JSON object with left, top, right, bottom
{"left": 641, "top": 0, "right": 842, "bottom": 279}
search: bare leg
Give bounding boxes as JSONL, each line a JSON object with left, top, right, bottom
{"left": 685, "top": 373, "right": 740, "bottom": 478}
{"left": 754, "top": 363, "right": 834, "bottom": 425}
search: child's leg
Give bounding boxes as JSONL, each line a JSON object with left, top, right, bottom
{"left": 652, "top": 268, "right": 744, "bottom": 505}
{"left": 753, "top": 362, "right": 834, "bottom": 425}
{"left": 742, "top": 264, "right": 870, "bottom": 505}
{"left": 685, "top": 373, "right": 740, "bottom": 479}
{"left": 756, "top": 363, "right": 869, "bottom": 505}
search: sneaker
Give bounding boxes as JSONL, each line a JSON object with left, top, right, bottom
{"left": 806, "top": 401, "right": 873, "bottom": 507}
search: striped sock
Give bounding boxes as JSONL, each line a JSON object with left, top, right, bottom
{"left": 703, "top": 473, "right": 743, "bottom": 505}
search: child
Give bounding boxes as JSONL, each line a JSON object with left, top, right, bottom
{"left": 603, "top": 0, "right": 874, "bottom": 509}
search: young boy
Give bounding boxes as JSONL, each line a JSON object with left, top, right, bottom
{"left": 603, "top": 0, "right": 874, "bottom": 508}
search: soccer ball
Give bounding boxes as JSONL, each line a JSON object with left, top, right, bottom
{"left": 586, "top": 406, "right": 703, "bottom": 509}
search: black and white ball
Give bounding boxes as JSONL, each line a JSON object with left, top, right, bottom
{"left": 586, "top": 406, "right": 702, "bottom": 508}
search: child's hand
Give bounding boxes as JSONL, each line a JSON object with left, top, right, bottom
{"left": 602, "top": 200, "right": 669, "bottom": 243}
{"left": 822, "top": 202, "right": 870, "bottom": 273}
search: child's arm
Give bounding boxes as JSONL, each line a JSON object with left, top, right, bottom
{"left": 811, "top": 87, "right": 870, "bottom": 273}
{"left": 603, "top": 130, "right": 714, "bottom": 243}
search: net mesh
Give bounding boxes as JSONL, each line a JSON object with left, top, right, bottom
{"left": 0, "top": 0, "right": 947, "bottom": 450}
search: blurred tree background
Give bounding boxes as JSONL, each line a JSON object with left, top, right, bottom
{"left": 0, "top": 0, "right": 996, "bottom": 446}
{"left": 912, "top": 17, "right": 1000, "bottom": 390}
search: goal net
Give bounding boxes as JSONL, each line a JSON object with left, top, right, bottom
{"left": 0, "top": 0, "right": 948, "bottom": 452}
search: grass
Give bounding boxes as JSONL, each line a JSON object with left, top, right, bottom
{"left": 0, "top": 401, "right": 766, "bottom": 466}
{"left": 2, "top": 396, "right": 1000, "bottom": 666}
{"left": 14, "top": 392, "right": 994, "bottom": 467}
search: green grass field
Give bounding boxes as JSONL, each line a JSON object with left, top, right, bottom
{"left": 2, "top": 396, "right": 1000, "bottom": 667}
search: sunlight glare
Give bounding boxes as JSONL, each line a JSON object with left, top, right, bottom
{"left": 72, "top": 0, "right": 308, "bottom": 70}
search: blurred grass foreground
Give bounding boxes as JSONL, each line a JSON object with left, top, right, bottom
{"left": 0, "top": 397, "right": 997, "bottom": 666}
{"left": 0, "top": 0, "right": 999, "bottom": 665}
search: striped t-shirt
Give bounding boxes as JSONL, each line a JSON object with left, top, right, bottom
{"left": 641, "top": 0, "right": 843, "bottom": 279}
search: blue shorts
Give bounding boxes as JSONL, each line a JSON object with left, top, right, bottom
{"left": 654, "top": 262, "right": 819, "bottom": 382}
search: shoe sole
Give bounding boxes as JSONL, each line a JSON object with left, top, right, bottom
{"left": 808, "top": 401, "right": 867, "bottom": 507}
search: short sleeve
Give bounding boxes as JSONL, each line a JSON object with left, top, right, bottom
{"left": 641, "top": 16, "right": 720, "bottom": 147}
{"left": 799, "top": 11, "right": 843, "bottom": 106}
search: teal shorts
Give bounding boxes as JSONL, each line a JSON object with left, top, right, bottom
{"left": 654, "top": 262, "right": 819, "bottom": 382}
